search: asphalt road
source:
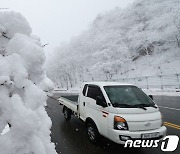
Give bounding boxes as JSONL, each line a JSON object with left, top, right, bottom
{"left": 46, "top": 95, "right": 180, "bottom": 154}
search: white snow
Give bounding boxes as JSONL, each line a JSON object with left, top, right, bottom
{"left": 0, "top": 11, "right": 56, "bottom": 154}
{"left": 0, "top": 124, "right": 10, "bottom": 135}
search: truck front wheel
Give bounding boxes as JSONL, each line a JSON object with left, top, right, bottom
{"left": 86, "top": 123, "right": 99, "bottom": 143}
{"left": 63, "top": 106, "right": 71, "bottom": 121}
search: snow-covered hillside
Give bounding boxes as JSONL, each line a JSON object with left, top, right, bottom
{"left": 0, "top": 11, "right": 56, "bottom": 154}
{"left": 47, "top": 0, "right": 180, "bottom": 89}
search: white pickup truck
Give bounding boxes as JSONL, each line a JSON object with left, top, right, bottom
{"left": 58, "top": 82, "right": 166, "bottom": 144}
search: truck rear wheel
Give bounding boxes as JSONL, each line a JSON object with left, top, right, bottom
{"left": 86, "top": 122, "right": 99, "bottom": 143}
{"left": 63, "top": 106, "right": 72, "bottom": 121}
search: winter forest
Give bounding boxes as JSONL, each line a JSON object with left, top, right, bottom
{"left": 46, "top": 0, "right": 180, "bottom": 89}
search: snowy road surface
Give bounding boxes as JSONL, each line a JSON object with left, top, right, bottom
{"left": 46, "top": 95, "right": 180, "bottom": 154}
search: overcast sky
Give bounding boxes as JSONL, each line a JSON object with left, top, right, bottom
{"left": 1, "top": 0, "right": 134, "bottom": 52}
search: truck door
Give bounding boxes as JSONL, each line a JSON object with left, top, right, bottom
{"left": 79, "top": 84, "right": 88, "bottom": 120}
{"left": 85, "top": 85, "right": 109, "bottom": 137}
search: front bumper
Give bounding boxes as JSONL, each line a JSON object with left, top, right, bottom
{"left": 108, "top": 126, "right": 167, "bottom": 144}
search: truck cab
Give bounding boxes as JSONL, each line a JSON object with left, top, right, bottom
{"left": 78, "top": 82, "right": 166, "bottom": 144}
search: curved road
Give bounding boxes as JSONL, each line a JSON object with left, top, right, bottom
{"left": 46, "top": 95, "right": 180, "bottom": 154}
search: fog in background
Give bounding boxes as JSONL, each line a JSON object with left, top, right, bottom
{"left": 1, "top": 0, "right": 134, "bottom": 53}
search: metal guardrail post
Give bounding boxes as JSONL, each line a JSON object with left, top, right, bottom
{"left": 177, "top": 74, "right": 180, "bottom": 89}
{"left": 146, "top": 77, "right": 148, "bottom": 89}
{"left": 159, "top": 75, "right": 163, "bottom": 89}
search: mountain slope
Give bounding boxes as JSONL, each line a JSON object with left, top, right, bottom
{"left": 47, "top": 0, "right": 180, "bottom": 88}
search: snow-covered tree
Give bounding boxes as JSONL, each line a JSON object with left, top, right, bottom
{"left": 0, "top": 11, "right": 56, "bottom": 154}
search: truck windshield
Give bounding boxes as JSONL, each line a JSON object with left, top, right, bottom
{"left": 104, "top": 86, "right": 155, "bottom": 108}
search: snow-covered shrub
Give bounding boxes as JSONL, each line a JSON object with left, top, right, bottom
{"left": 0, "top": 11, "right": 56, "bottom": 154}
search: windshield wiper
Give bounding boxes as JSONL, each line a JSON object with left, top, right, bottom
{"left": 112, "top": 103, "right": 146, "bottom": 110}
{"left": 131, "top": 104, "right": 147, "bottom": 110}
{"left": 112, "top": 102, "right": 156, "bottom": 110}
{"left": 132, "top": 104, "right": 157, "bottom": 110}
{"left": 112, "top": 102, "right": 132, "bottom": 108}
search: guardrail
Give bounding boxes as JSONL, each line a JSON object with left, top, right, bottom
{"left": 53, "top": 73, "right": 180, "bottom": 91}
{"left": 111, "top": 73, "right": 180, "bottom": 90}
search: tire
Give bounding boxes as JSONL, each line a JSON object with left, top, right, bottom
{"left": 63, "top": 106, "right": 71, "bottom": 121}
{"left": 86, "top": 122, "right": 100, "bottom": 143}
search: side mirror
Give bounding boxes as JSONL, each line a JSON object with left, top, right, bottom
{"left": 149, "top": 95, "right": 153, "bottom": 100}
{"left": 96, "top": 96, "right": 107, "bottom": 107}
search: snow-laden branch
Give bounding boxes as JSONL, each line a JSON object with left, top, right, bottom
{"left": 0, "top": 32, "right": 11, "bottom": 39}
{"left": 0, "top": 11, "right": 57, "bottom": 154}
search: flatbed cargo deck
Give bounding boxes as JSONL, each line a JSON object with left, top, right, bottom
{"left": 58, "top": 95, "right": 79, "bottom": 114}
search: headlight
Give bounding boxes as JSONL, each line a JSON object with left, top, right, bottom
{"left": 114, "top": 116, "right": 128, "bottom": 130}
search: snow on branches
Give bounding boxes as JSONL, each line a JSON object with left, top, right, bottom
{"left": 0, "top": 11, "right": 56, "bottom": 154}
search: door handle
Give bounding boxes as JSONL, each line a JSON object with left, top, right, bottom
{"left": 83, "top": 102, "right": 85, "bottom": 106}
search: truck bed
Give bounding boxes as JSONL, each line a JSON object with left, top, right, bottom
{"left": 58, "top": 95, "right": 79, "bottom": 113}
{"left": 61, "top": 95, "right": 78, "bottom": 102}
